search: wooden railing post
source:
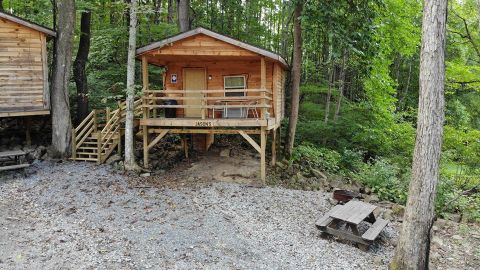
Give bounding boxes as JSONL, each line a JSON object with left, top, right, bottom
{"left": 106, "top": 107, "right": 111, "bottom": 123}
{"left": 93, "top": 109, "right": 98, "bottom": 132}
{"left": 261, "top": 57, "right": 267, "bottom": 119}
{"left": 97, "top": 131, "right": 102, "bottom": 164}
{"left": 71, "top": 128, "right": 76, "bottom": 159}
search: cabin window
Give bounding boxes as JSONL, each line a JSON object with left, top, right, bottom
{"left": 224, "top": 76, "right": 246, "bottom": 97}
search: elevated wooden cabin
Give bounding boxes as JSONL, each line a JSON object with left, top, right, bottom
{"left": 136, "top": 27, "right": 287, "bottom": 182}
{"left": 0, "top": 11, "right": 55, "bottom": 118}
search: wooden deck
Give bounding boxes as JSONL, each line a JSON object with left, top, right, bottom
{"left": 140, "top": 117, "right": 276, "bottom": 129}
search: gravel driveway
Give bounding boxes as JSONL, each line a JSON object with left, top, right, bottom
{"left": 0, "top": 161, "right": 395, "bottom": 269}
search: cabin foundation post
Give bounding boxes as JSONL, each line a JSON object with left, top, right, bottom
{"left": 260, "top": 126, "right": 266, "bottom": 184}
{"left": 271, "top": 128, "right": 277, "bottom": 166}
{"left": 24, "top": 117, "right": 31, "bottom": 146}
{"left": 143, "top": 125, "right": 149, "bottom": 167}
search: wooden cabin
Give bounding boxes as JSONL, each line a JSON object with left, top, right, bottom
{"left": 0, "top": 11, "right": 55, "bottom": 118}
{"left": 136, "top": 27, "right": 287, "bottom": 183}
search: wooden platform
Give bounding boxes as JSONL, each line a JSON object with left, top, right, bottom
{"left": 140, "top": 117, "right": 276, "bottom": 129}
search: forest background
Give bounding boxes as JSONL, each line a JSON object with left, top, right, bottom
{"left": 2, "top": 0, "right": 478, "bottom": 221}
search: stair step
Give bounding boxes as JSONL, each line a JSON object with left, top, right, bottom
{"left": 70, "top": 157, "right": 99, "bottom": 162}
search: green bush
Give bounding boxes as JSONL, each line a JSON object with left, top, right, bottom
{"left": 353, "top": 159, "right": 409, "bottom": 204}
{"left": 291, "top": 143, "right": 341, "bottom": 173}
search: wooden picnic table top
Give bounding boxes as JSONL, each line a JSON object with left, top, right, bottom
{"left": 329, "top": 200, "right": 377, "bottom": 225}
{"left": 0, "top": 150, "right": 26, "bottom": 158}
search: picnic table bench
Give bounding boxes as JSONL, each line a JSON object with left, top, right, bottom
{"left": 0, "top": 150, "right": 30, "bottom": 172}
{"left": 316, "top": 200, "right": 388, "bottom": 250}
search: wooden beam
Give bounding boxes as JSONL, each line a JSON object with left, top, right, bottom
{"left": 238, "top": 130, "right": 261, "bottom": 154}
{"left": 142, "top": 56, "right": 149, "bottom": 90}
{"left": 140, "top": 118, "right": 268, "bottom": 127}
{"left": 260, "top": 126, "right": 266, "bottom": 184}
{"left": 147, "top": 129, "right": 169, "bottom": 150}
{"left": 143, "top": 125, "right": 149, "bottom": 167}
{"left": 271, "top": 128, "right": 277, "bottom": 166}
{"left": 261, "top": 57, "right": 267, "bottom": 119}
{"left": 149, "top": 128, "right": 261, "bottom": 135}
{"left": 0, "top": 110, "right": 50, "bottom": 118}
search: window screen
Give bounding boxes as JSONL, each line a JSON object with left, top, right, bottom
{"left": 224, "top": 76, "right": 246, "bottom": 97}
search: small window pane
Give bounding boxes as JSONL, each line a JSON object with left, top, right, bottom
{"left": 225, "top": 76, "right": 245, "bottom": 89}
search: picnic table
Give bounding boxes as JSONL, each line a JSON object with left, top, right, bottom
{"left": 0, "top": 150, "right": 30, "bottom": 172}
{"left": 316, "top": 200, "right": 388, "bottom": 250}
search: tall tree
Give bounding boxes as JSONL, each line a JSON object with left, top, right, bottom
{"left": 389, "top": 0, "right": 447, "bottom": 269}
{"left": 124, "top": 0, "right": 140, "bottom": 171}
{"left": 177, "top": 0, "right": 190, "bottom": 31}
{"left": 51, "top": 0, "right": 75, "bottom": 158}
{"left": 167, "top": 0, "right": 174, "bottom": 24}
{"left": 334, "top": 49, "right": 347, "bottom": 122}
{"left": 0, "top": 0, "right": 4, "bottom": 11}
{"left": 73, "top": 10, "right": 92, "bottom": 122}
{"left": 286, "top": 0, "right": 303, "bottom": 157}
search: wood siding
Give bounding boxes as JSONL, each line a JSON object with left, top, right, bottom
{"left": 161, "top": 60, "right": 275, "bottom": 118}
{"left": 0, "top": 18, "right": 49, "bottom": 117}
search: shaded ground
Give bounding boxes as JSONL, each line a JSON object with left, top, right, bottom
{"left": 0, "top": 159, "right": 478, "bottom": 269}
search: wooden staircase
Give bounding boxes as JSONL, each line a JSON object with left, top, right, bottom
{"left": 71, "top": 99, "right": 143, "bottom": 163}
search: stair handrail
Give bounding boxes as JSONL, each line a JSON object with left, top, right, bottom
{"left": 73, "top": 110, "right": 97, "bottom": 151}
{"left": 99, "top": 108, "right": 121, "bottom": 153}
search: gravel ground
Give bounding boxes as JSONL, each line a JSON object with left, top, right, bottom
{"left": 0, "top": 161, "right": 396, "bottom": 270}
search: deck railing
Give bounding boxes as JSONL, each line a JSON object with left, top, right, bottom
{"left": 141, "top": 89, "right": 272, "bottom": 119}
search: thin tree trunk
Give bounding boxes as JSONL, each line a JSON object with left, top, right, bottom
{"left": 177, "top": 0, "right": 190, "bottom": 31}
{"left": 398, "top": 60, "right": 413, "bottom": 110}
{"left": 285, "top": 0, "right": 303, "bottom": 157}
{"left": 0, "top": 0, "right": 4, "bottom": 11}
{"left": 154, "top": 0, "right": 162, "bottom": 24}
{"left": 333, "top": 49, "right": 347, "bottom": 122}
{"left": 73, "top": 11, "right": 91, "bottom": 122}
{"left": 50, "top": 0, "right": 75, "bottom": 158}
{"left": 167, "top": 0, "right": 174, "bottom": 24}
{"left": 324, "top": 61, "right": 335, "bottom": 124}
{"left": 389, "top": 0, "right": 447, "bottom": 269}
{"left": 124, "top": 0, "right": 140, "bottom": 171}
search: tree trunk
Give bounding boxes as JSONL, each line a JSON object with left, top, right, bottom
{"left": 51, "top": 0, "right": 75, "bottom": 158}
{"left": 0, "top": 0, "right": 4, "bottom": 11}
{"left": 153, "top": 0, "right": 162, "bottom": 24}
{"left": 389, "top": 0, "right": 447, "bottom": 269}
{"left": 285, "top": 0, "right": 303, "bottom": 157}
{"left": 324, "top": 61, "right": 335, "bottom": 124}
{"left": 177, "top": 0, "right": 190, "bottom": 31}
{"left": 167, "top": 0, "right": 174, "bottom": 24}
{"left": 124, "top": 0, "right": 140, "bottom": 171}
{"left": 333, "top": 49, "right": 347, "bottom": 122}
{"left": 73, "top": 11, "right": 91, "bottom": 123}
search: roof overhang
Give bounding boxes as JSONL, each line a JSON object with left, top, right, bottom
{"left": 136, "top": 27, "right": 288, "bottom": 68}
{"left": 0, "top": 11, "right": 56, "bottom": 37}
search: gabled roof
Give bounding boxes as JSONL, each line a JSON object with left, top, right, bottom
{"left": 0, "top": 11, "right": 56, "bottom": 37}
{"left": 136, "top": 27, "right": 288, "bottom": 68}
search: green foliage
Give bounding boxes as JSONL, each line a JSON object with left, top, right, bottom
{"left": 291, "top": 143, "right": 341, "bottom": 173}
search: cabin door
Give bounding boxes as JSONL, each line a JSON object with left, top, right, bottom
{"left": 183, "top": 68, "right": 206, "bottom": 118}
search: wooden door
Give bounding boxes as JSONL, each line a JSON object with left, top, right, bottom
{"left": 183, "top": 68, "right": 206, "bottom": 118}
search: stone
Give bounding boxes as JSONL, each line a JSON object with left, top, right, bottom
{"left": 373, "top": 257, "right": 383, "bottom": 265}
{"left": 383, "top": 209, "right": 393, "bottom": 220}
{"left": 431, "top": 236, "right": 444, "bottom": 247}
{"left": 219, "top": 148, "right": 231, "bottom": 157}
{"left": 105, "top": 154, "right": 122, "bottom": 165}
{"left": 328, "top": 197, "right": 338, "bottom": 206}
{"left": 365, "top": 194, "right": 379, "bottom": 203}
{"left": 140, "top": 172, "right": 151, "bottom": 177}
{"left": 391, "top": 204, "right": 405, "bottom": 217}
{"left": 448, "top": 214, "right": 461, "bottom": 223}
{"left": 310, "top": 168, "right": 327, "bottom": 179}
{"left": 452, "top": 235, "right": 462, "bottom": 240}
{"left": 275, "top": 161, "right": 286, "bottom": 169}
{"left": 432, "top": 225, "right": 439, "bottom": 232}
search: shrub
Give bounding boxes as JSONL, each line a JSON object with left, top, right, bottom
{"left": 291, "top": 143, "right": 341, "bottom": 173}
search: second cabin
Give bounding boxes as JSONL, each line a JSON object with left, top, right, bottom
{"left": 136, "top": 27, "right": 288, "bottom": 182}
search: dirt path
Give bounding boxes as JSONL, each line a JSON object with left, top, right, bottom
{"left": 0, "top": 161, "right": 478, "bottom": 269}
